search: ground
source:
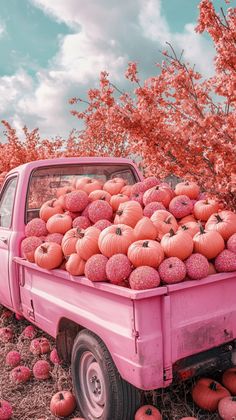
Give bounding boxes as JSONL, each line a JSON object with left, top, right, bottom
{"left": 0, "top": 305, "right": 222, "bottom": 420}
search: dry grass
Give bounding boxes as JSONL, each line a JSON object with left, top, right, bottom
{"left": 0, "top": 305, "right": 222, "bottom": 419}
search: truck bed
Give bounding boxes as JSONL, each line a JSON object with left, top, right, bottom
{"left": 14, "top": 257, "right": 236, "bottom": 390}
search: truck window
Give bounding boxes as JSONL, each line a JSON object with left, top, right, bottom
{"left": 0, "top": 177, "right": 17, "bottom": 228}
{"left": 26, "top": 163, "right": 138, "bottom": 223}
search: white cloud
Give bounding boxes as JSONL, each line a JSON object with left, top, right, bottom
{"left": 0, "top": 22, "right": 5, "bottom": 37}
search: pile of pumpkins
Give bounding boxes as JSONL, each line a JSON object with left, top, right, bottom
{"left": 21, "top": 175, "right": 236, "bottom": 290}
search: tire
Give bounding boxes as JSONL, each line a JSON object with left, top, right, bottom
{"left": 71, "top": 329, "right": 142, "bottom": 420}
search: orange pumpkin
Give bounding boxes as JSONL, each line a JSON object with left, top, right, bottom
{"left": 35, "top": 242, "right": 63, "bottom": 270}
{"left": 103, "top": 177, "right": 126, "bottom": 195}
{"left": 135, "top": 404, "right": 162, "bottom": 419}
{"left": 175, "top": 181, "right": 200, "bottom": 199}
{"left": 192, "top": 378, "right": 230, "bottom": 411}
{"left": 193, "top": 199, "right": 219, "bottom": 221}
{"left": 88, "top": 189, "right": 111, "bottom": 202}
{"left": 75, "top": 226, "right": 100, "bottom": 260}
{"left": 110, "top": 194, "right": 129, "bottom": 211}
{"left": 193, "top": 225, "right": 225, "bottom": 259}
{"left": 128, "top": 240, "right": 164, "bottom": 268}
{"left": 65, "top": 253, "right": 85, "bottom": 276}
{"left": 76, "top": 177, "right": 102, "bottom": 193}
{"left": 61, "top": 228, "right": 82, "bottom": 256}
{"left": 143, "top": 186, "right": 172, "bottom": 207}
{"left": 205, "top": 210, "right": 236, "bottom": 240}
{"left": 222, "top": 368, "right": 236, "bottom": 395}
{"left": 161, "top": 229, "right": 193, "bottom": 260}
{"left": 46, "top": 213, "right": 72, "bottom": 235}
{"left": 39, "top": 199, "right": 64, "bottom": 222}
{"left": 134, "top": 217, "right": 157, "bottom": 240}
{"left": 208, "top": 262, "right": 217, "bottom": 275}
{"left": 151, "top": 210, "right": 178, "bottom": 240}
{"left": 179, "top": 215, "right": 197, "bottom": 225}
{"left": 114, "top": 201, "right": 143, "bottom": 228}
{"left": 178, "top": 222, "right": 200, "bottom": 238}
{"left": 98, "top": 224, "right": 134, "bottom": 257}
{"left": 121, "top": 185, "right": 132, "bottom": 196}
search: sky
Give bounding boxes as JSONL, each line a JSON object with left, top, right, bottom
{"left": 0, "top": 0, "right": 230, "bottom": 140}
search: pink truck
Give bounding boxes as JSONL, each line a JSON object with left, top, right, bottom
{"left": 0, "top": 156, "right": 236, "bottom": 420}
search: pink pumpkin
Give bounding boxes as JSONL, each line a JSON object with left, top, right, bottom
{"left": 46, "top": 233, "right": 63, "bottom": 245}
{"left": 142, "top": 176, "right": 160, "bottom": 190}
{"left": 21, "top": 236, "right": 43, "bottom": 263}
{"left": 0, "top": 327, "right": 13, "bottom": 343}
{"left": 89, "top": 190, "right": 111, "bottom": 203}
{"left": 65, "top": 253, "right": 85, "bottom": 276}
{"left": 129, "top": 266, "right": 160, "bottom": 290}
{"left": 33, "top": 360, "right": 51, "bottom": 380}
{"left": 169, "top": 195, "right": 193, "bottom": 219}
{"left": 30, "top": 337, "right": 50, "bottom": 355}
{"left": 25, "top": 218, "right": 48, "bottom": 237}
{"left": 143, "top": 202, "right": 166, "bottom": 218}
{"left": 185, "top": 253, "right": 209, "bottom": 280}
{"left": 88, "top": 200, "right": 113, "bottom": 223}
{"left": 50, "top": 348, "right": 62, "bottom": 365}
{"left": 158, "top": 257, "right": 186, "bottom": 284}
{"left": 218, "top": 396, "right": 236, "bottom": 420}
{"left": 65, "top": 191, "right": 89, "bottom": 212}
{"left": 215, "top": 250, "right": 236, "bottom": 272}
{"left": 94, "top": 219, "right": 113, "bottom": 231}
{"left": 106, "top": 254, "right": 132, "bottom": 285}
{"left": 46, "top": 213, "right": 72, "bottom": 235}
{"left": 131, "top": 182, "right": 146, "bottom": 195}
{"left": 0, "top": 400, "right": 13, "bottom": 420}
{"left": 130, "top": 192, "right": 144, "bottom": 206}
{"left": 84, "top": 254, "right": 108, "bottom": 282}
{"left": 6, "top": 351, "right": 21, "bottom": 368}
{"left": 72, "top": 216, "right": 91, "bottom": 229}
{"left": 133, "top": 217, "right": 157, "bottom": 241}
{"left": 227, "top": 233, "right": 236, "bottom": 254}
{"left": 143, "top": 186, "right": 172, "bottom": 207}
{"left": 10, "top": 366, "right": 31, "bottom": 384}
{"left": 22, "top": 325, "right": 37, "bottom": 339}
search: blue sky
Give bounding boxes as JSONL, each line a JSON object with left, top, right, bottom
{"left": 0, "top": 0, "right": 230, "bottom": 139}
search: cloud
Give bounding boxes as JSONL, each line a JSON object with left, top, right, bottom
{"left": 0, "top": 0, "right": 216, "bottom": 139}
{"left": 0, "top": 21, "right": 5, "bottom": 37}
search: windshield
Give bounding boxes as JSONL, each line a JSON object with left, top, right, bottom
{"left": 26, "top": 163, "right": 139, "bottom": 223}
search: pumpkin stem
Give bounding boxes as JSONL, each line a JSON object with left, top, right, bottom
{"left": 232, "top": 396, "right": 236, "bottom": 402}
{"left": 215, "top": 214, "right": 223, "bottom": 223}
{"left": 41, "top": 245, "right": 48, "bottom": 254}
{"left": 99, "top": 196, "right": 106, "bottom": 201}
{"left": 145, "top": 408, "right": 153, "bottom": 415}
{"left": 59, "top": 392, "right": 64, "bottom": 400}
{"left": 49, "top": 199, "right": 56, "bottom": 207}
{"left": 76, "top": 228, "right": 85, "bottom": 238}
{"left": 209, "top": 381, "right": 217, "bottom": 391}
{"left": 165, "top": 216, "right": 172, "bottom": 225}
{"left": 199, "top": 224, "right": 205, "bottom": 234}
{"left": 116, "top": 227, "right": 122, "bottom": 236}
{"left": 181, "top": 225, "right": 188, "bottom": 231}
{"left": 116, "top": 210, "right": 123, "bottom": 216}
{"left": 142, "top": 241, "right": 149, "bottom": 248}
{"left": 169, "top": 228, "right": 176, "bottom": 237}
{"left": 155, "top": 186, "right": 159, "bottom": 190}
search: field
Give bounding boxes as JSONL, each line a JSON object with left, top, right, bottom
{"left": 0, "top": 305, "right": 221, "bottom": 420}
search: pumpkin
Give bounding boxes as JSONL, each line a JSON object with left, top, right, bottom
{"left": 33, "top": 360, "right": 51, "bottom": 380}
{"left": 65, "top": 253, "right": 85, "bottom": 276}
{"left": 30, "top": 337, "right": 50, "bottom": 355}
{"left": 161, "top": 229, "right": 193, "bottom": 260}
{"left": 114, "top": 200, "right": 143, "bottom": 227}
{"left": 106, "top": 254, "right": 132, "bottom": 285}
{"left": 185, "top": 253, "right": 209, "bottom": 280}
{"left": 215, "top": 250, "right": 236, "bottom": 272}
{"left": 25, "top": 218, "right": 48, "bottom": 237}
{"left": 64, "top": 190, "right": 89, "bottom": 212}
{"left": 143, "top": 186, "right": 172, "bottom": 207}
{"left": 205, "top": 210, "right": 236, "bottom": 241}
{"left": 6, "top": 351, "right": 21, "bottom": 368}
{"left": 46, "top": 233, "right": 63, "bottom": 245}
{"left": 84, "top": 254, "right": 108, "bottom": 282}
{"left": 50, "top": 348, "right": 62, "bottom": 365}
{"left": 39, "top": 199, "right": 63, "bottom": 221}
{"left": 175, "top": 181, "right": 200, "bottom": 199}
{"left": 35, "top": 242, "right": 63, "bottom": 270}
{"left": 129, "top": 266, "right": 160, "bottom": 290}
{"left": 178, "top": 222, "right": 200, "bottom": 238}
{"left": 218, "top": 396, "right": 236, "bottom": 420}
{"left": 76, "top": 177, "right": 102, "bottom": 193}
{"left": 56, "top": 186, "right": 74, "bottom": 198}
{"left": 22, "top": 325, "right": 36, "bottom": 339}
{"left": 121, "top": 185, "right": 132, "bottom": 196}
{"left": 208, "top": 262, "right": 217, "bottom": 275}
{"left": 10, "top": 366, "right": 31, "bottom": 384}
{"left": 72, "top": 216, "right": 91, "bottom": 229}
{"left": 191, "top": 378, "right": 230, "bottom": 411}
{"left": 169, "top": 195, "right": 193, "bottom": 219}
{"left": 62, "top": 228, "right": 83, "bottom": 256}
{"left": 131, "top": 182, "right": 147, "bottom": 195}
{"left": 142, "top": 176, "right": 160, "bottom": 191}
{"left": 227, "top": 233, "right": 236, "bottom": 254}
{"left": 222, "top": 368, "right": 236, "bottom": 395}
{"left": 46, "top": 213, "right": 72, "bottom": 235}
{"left": 0, "top": 400, "right": 13, "bottom": 420}
{"left": 193, "top": 199, "right": 219, "bottom": 221}
{"left": 88, "top": 200, "right": 113, "bottom": 223}
{"left": 150, "top": 210, "right": 178, "bottom": 240}
{"left": 75, "top": 226, "right": 100, "bottom": 260}
{"left": 130, "top": 192, "right": 144, "bottom": 206}
{"left": 135, "top": 404, "right": 162, "bottom": 419}
{"left": 50, "top": 391, "right": 76, "bottom": 417}
{"left": 110, "top": 194, "right": 129, "bottom": 210}
{"left": 21, "top": 236, "right": 43, "bottom": 263}
{"left": 193, "top": 225, "right": 225, "bottom": 259}
{"left": 128, "top": 240, "right": 164, "bottom": 268}
{"left": 143, "top": 202, "right": 166, "bottom": 218}
{"left": 94, "top": 219, "right": 113, "bottom": 231}
{"left": 103, "top": 178, "right": 125, "bottom": 195}
{"left": 179, "top": 215, "right": 197, "bottom": 225}
{"left": 0, "top": 327, "right": 13, "bottom": 343}
{"left": 98, "top": 224, "right": 134, "bottom": 257}
{"left": 89, "top": 189, "right": 111, "bottom": 202}
{"left": 158, "top": 257, "right": 186, "bottom": 284}
{"left": 134, "top": 217, "right": 157, "bottom": 240}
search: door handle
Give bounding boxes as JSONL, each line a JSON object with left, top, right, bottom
{"left": 0, "top": 237, "right": 8, "bottom": 245}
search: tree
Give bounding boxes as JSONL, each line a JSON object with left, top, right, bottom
{"left": 70, "top": 0, "right": 236, "bottom": 207}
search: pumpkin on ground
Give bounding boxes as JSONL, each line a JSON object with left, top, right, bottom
{"left": 21, "top": 325, "right": 37, "bottom": 339}
{"left": 0, "top": 327, "right": 13, "bottom": 343}
{"left": 129, "top": 266, "right": 160, "bottom": 290}
{"left": 135, "top": 404, "right": 162, "bottom": 419}
{"left": 34, "top": 242, "right": 63, "bottom": 270}
{"left": 33, "top": 360, "right": 51, "bottom": 380}
{"left": 50, "top": 348, "right": 62, "bottom": 365}
{"left": 158, "top": 257, "right": 186, "bottom": 284}
{"left": 50, "top": 391, "right": 76, "bottom": 417}
{"left": 218, "top": 396, "right": 236, "bottom": 420}
{"left": 10, "top": 366, "right": 31, "bottom": 384}
{"left": 106, "top": 254, "right": 132, "bottom": 285}
{"left": 30, "top": 337, "right": 50, "bottom": 355}
{"left": 128, "top": 240, "right": 164, "bottom": 268}
{"left": 191, "top": 378, "right": 230, "bottom": 411}
{"left": 161, "top": 229, "right": 193, "bottom": 260}
{"left": 98, "top": 224, "right": 134, "bottom": 257}
{"left": 6, "top": 351, "right": 21, "bottom": 368}
{"left": 0, "top": 400, "right": 13, "bottom": 420}
{"left": 222, "top": 368, "right": 236, "bottom": 394}
{"left": 193, "top": 225, "right": 225, "bottom": 259}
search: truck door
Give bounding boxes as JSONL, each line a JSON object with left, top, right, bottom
{"left": 0, "top": 177, "right": 18, "bottom": 309}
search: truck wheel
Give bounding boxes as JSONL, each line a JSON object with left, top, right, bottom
{"left": 71, "top": 329, "right": 141, "bottom": 420}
